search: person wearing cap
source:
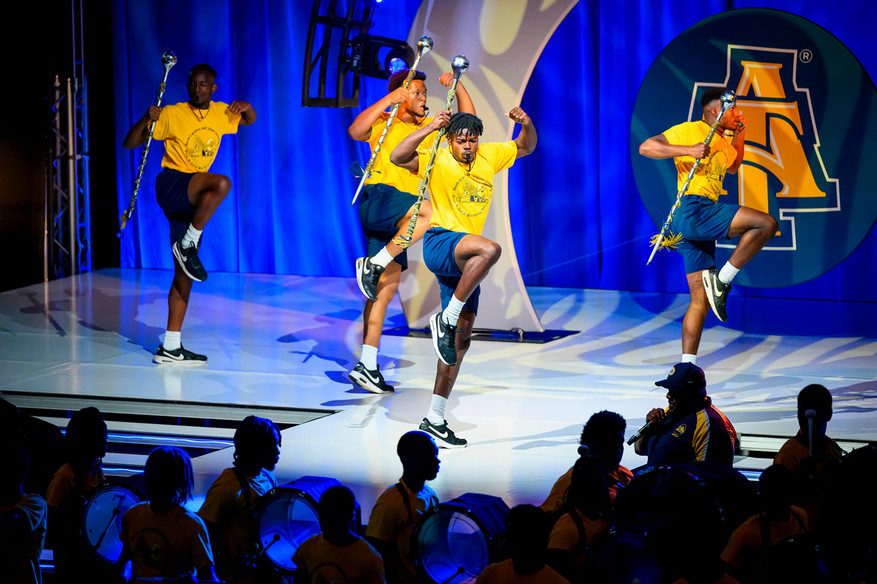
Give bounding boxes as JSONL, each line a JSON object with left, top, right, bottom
{"left": 633, "top": 363, "right": 738, "bottom": 467}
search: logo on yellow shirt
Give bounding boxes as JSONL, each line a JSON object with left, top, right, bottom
{"left": 185, "top": 128, "right": 220, "bottom": 172}
{"left": 452, "top": 179, "right": 490, "bottom": 217}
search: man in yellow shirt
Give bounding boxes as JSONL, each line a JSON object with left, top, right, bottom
{"left": 348, "top": 69, "right": 474, "bottom": 394}
{"left": 639, "top": 87, "right": 777, "bottom": 364}
{"left": 390, "top": 108, "right": 536, "bottom": 447}
{"left": 123, "top": 63, "right": 256, "bottom": 364}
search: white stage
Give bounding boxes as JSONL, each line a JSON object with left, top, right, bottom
{"left": 1, "top": 268, "right": 875, "bottom": 519}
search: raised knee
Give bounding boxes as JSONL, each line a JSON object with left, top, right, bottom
{"left": 217, "top": 176, "right": 232, "bottom": 195}
{"left": 485, "top": 241, "right": 502, "bottom": 263}
{"left": 765, "top": 215, "right": 779, "bottom": 237}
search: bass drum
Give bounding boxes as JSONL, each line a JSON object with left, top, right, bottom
{"left": 413, "top": 493, "right": 509, "bottom": 584}
{"left": 613, "top": 462, "right": 756, "bottom": 582}
{"left": 81, "top": 484, "right": 141, "bottom": 563}
{"left": 253, "top": 476, "right": 360, "bottom": 576}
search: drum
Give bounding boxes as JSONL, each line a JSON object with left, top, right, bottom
{"left": 81, "top": 484, "right": 141, "bottom": 562}
{"left": 414, "top": 493, "right": 509, "bottom": 584}
{"left": 253, "top": 476, "right": 361, "bottom": 575}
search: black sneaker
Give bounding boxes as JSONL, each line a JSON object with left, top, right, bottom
{"left": 702, "top": 268, "right": 731, "bottom": 322}
{"left": 420, "top": 418, "right": 468, "bottom": 449}
{"left": 429, "top": 312, "right": 457, "bottom": 366}
{"left": 173, "top": 239, "right": 208, "bottom": 282}
{"left": 355, "top": 257, "right": 384, "bottom": 302}
{"left": 153, "top": 344, "right": 208, "bottom": 365}
{"left": 348, "top": 362, "right": 394, "bottom": 394}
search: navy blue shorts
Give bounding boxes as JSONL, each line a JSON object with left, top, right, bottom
{"left": 359, "top": 184, "right": 418, "bottom": 271}
{"left": 155, "top": 169, "right": 196, "bottom": 244}
{"left": 422, "top": 227, "right": 480, "bottom": 314}
{"left": 670, "top": 195, "right": 741, "bottom": 274}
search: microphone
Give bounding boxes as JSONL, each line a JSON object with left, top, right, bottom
{"left": 805, "top": 409, "right": 817, "bottom": 456}
{"left": 627, "top": 421, "right": 652, "bottom": 445}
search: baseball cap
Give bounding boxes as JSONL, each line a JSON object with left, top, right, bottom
{"left": 655, "top": 363, "right": 707, "bottom": 396}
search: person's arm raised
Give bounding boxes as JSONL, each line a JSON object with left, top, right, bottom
{"left": 389, "top": 109, "right": 450, "bottom": 173}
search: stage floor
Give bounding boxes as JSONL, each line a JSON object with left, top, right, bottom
{"left": 1, "top": 268, "right": 875, "bottom": 519}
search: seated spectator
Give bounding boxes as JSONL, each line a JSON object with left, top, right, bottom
{"left": 547, "top": 455, "right": 610, "bottom": 582}
{"left": 199, "top": 415, "right": 281, "bottom": 583}
{"left": 634, "top": 363, "right": 738, "bottom": 467}
{"left": 293, "top": 484, "right": 385, "bottom": 583}
{"left": 0, "top": 445, "right": 48, "bottom": 584}
{"left": 365, "top": 431, "right": 440, "bottom": 584}
{"left": 720, "top": 464, "right": 809, "bottom": 584}
{"left": 476, "top": 504, "right": 568, "bottom": 583}
{"left": 119, "top": 446, "right": 219, "bottom": 582}
{"left": 774, "top": 384, "right": 843, "bottom": 532}
{"left": 46, "top": 406, "right": 110, "bottom": 581}
{"left": 541, "top": 410, "right": 632, "bottom": 512}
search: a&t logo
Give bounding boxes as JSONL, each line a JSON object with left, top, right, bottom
{"left": 631, "top": 9, "right": 877, "bottom": 288}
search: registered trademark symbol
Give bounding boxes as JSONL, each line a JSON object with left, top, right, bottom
{"left": 800, "top": 49, "right": 813, "bottom": 63}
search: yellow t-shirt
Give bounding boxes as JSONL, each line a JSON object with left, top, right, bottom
{"left": 663, "top": 120, "right": 737, "bottom": 203}
{"left": 475, "top": 559, "right": 570, "bottom": 584}
{"left": 121, "top": 502, "right": 214, "bottom": 580}
{"left": 547, "top": 509, "right": 608, "bottom": 576}
{"left": 417, "top": 141, "right": 518, "bottom": 235}
{"left": 364, "top": 114, "right": 436, "bottom": 194}
{"left": 197, "top": 467, "right": 276, "bottom": 577}
{"left": 152, "top": 101, "right": 241, "bottom": 173}
{"left": 292, "top": 533, "right": 386, "bottom": 584}
{"left": 365, "top": 480, "right": 438, "bottom": 584}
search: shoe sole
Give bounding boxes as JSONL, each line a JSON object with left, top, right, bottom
{"left": 173, "top": 243, "right": 208, "bottom": 282}
{"left": 355, "top": 258, "right": 377, "bottom": 302}
{"left": 153, "top": 355, "right": 207, "bottom": 366}
{"left": 429, "top": 313, "right": 457, "bottom": 367}
{"left": 701, "top": 270, "right": 728, "bottom": 322}
{"left": 348, "top": 370, "right": 393, "bottom": 394}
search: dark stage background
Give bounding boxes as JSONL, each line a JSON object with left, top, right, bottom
{"left": 4, "top": 1, "right": 875, "bottom": 307}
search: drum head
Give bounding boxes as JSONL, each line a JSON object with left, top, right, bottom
{"left": 82, "top": 485, "right": 140, "bottom": 563}
{"left": 255, "top": 488, "right": 321, "bottom": 575}
{"left": 415, "top": 493, "right": 509, "bottom": 584}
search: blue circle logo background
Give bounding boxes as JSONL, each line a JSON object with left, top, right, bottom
{"left": 630, "top": 9, "right": 877, "bottom": 288}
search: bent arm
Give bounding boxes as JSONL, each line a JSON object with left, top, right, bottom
{"left": 348, "top": 88, "right": 408, "bottom": 141}
{"left": 639, "top": 134, "right": 703, "bottom": 160}
{"left": 390, "top": 112, "right": 448, "bottom": 172}
{"left": 455, "top": 81, "right": 475, "bottom": 115}
{"left": 228, "top": 101, "right": 256, "bottom": 125}
{"left": 726, "top": 130, "right": 745, "bottom": 174}
{"left": 508, "top": 107, "right": 536, "bottom": 158}
{"left": 122, "top": 106, "right": 160, "bottom": 149}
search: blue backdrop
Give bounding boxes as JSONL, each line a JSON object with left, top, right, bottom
{"left": 112, "top": 0, "right": 877, "bottom": 303}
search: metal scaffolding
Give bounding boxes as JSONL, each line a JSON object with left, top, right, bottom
{"left": 46, "top": 0, "right": 91, "bottom": 280}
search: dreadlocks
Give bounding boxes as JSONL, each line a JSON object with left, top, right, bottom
{"left": 446, "top": 112, "right": 483, "bottom": 140}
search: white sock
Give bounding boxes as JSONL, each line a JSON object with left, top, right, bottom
{"left": 371, "top": 247, "right": 394, "bottom": 269}
{"left": 360, "top": 344, "right": 378, "bottom": 370}
{"left": 164, "top": 330, "right": 181, "bottom": 351}
{"left": 442, "top": 296, "right": 465, "bottom": 327}
{"left": 681, "top": 353, "right": 697, "bottom": 365}
{"left": 718, "top": 262, "right": 740, "bottom": 285}
{"left": 181, "top": 224, "right": 202, "bottom": 248}
{"left": 427, "top": 394, "right": 447, "bottom": 425}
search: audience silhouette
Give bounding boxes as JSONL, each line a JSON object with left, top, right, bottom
{"left": 293, "top": 484, "right": 386, "bottom": 583}
{"left": 365, "top": 430, "right": 440, "bottom": 584}
{"left": 199, "top": 415, "right": 282, "bottom": 584}
{"left": 119, "top": 446, "right": 219, "bottom": 582}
